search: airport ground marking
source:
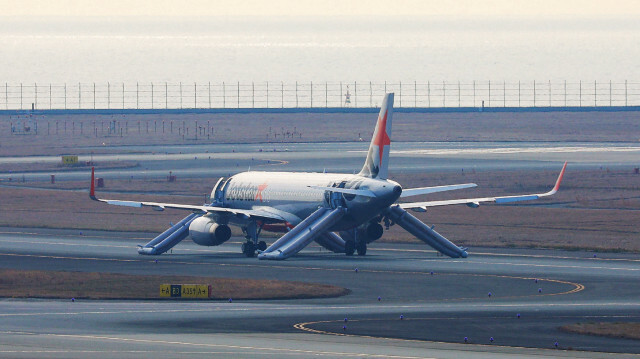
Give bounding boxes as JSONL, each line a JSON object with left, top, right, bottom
{"left": 0, "top": 330, "right": 436, "bottom": 359}
{"left": 294, "top": 314, "right": 640, "bottom": 355}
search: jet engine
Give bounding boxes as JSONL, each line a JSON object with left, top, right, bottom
{"left": 189, "top": 217, "right": 232, "bottom": 246}
{"left": 364, "top": 221, "right": 384, "bottom": 241}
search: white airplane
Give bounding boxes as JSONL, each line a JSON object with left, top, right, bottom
{"left": 90, "top": 93, "right": 567, "bottom": 260}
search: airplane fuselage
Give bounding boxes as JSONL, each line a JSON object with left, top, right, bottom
{"left": 220, "top": 171, "right": 402, "bottom": 231}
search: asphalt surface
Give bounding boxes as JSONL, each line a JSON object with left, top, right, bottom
{"left": 1, "top": 228, "right": 639, "bottom": 358}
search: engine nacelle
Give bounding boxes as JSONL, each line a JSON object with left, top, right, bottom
{"left": 364, "top": 222, "right": 384, "bottom": 241}
{"left": 189, "top": 217, "right": 232, "bottom": 246}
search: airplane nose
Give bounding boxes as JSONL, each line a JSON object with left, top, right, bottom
{"left": 394, "top": 185, "right": 402, "bottom": 195}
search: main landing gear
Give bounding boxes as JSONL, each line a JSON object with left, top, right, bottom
{"left": 241, "top": 222, "right": 266, "bottom": 257}
{"left": 241, "top": 240, "right": 266, "bottom": 257}
{"left": 344, "top": 239, "right": 367, "bottom": 256}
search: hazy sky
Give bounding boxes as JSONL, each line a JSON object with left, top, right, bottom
{"left": 2, "top": 0, "right": 639, "bottom": 17}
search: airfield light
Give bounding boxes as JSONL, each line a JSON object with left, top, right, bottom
{"left": 343, "top": 325, "right": 347, "bottom": 331}
{"left": 488, "top": 292, "right": 492, "bottom": 297}
{"left": 377, "top": 296, "right": 381, "bottom": 301}
{"left": 430, "top": 271, "right": 434, "bottom": 275}
{"left": 344, "top": 317, "right": 348, "bottom": 322}
{"left": 400, "top": 315, "right": 404, "bottom": 320}
{"left": 517, "top": 313, "right": 521, "bottom": 319}
{"left": 490, "top": 337, "right": 494, "bottom": 343}
{"left": 71, "top": 298, "right": 75, "bottom": 302}
{"left": 229, "top": 298, "right": 233, "bottom": 303}
{"left": 355, "top": 268, "right": 358, "bottom": 273}
{"left": 538, "top": 288, "right": 542, "bottom": 293}
{"left": 554, "top": 341, "right": 559, "bottom": 348}
{"left": 464, "top": 337, "right": 468, "bottom": 343}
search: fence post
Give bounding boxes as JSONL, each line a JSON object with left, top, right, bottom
{"left": 78, "top": 82, "right": 81, "bottom": 109}
{"left": 503, "top": 80, "right": 506, "bottom": 107}
{"left": 609, "top": 80, "right": 612, "bottom": 107}
{"left": 34, "top": 83, "right": 37, "bottom": 110}
{"left": 548, "top": 80, "right": 551, "bottom": 107}
{"left": 579, "top": 80, "right": 582, "bottom": 107}
{"left": 473, "top": 80, "right": 475, "bottom": 107}
{"left": 295, "top": 81, "right": 298, "bottom": 108}
{"left": 533, "top": 80, "right": 536, "bottom": 107}
{"left": 488, "top": 80, "right": 491, "bottom": 107}
{"left": 195, "top": 82, "right": 197, "bottom": 108}
{"left": 414, "top": 81, "right": 417, "bottom": 107}
{"left": 564, "top": 80, "right": 567, "bottom": 106}
{"left": 399, "top": 81, "right": 402, "bottom": 107}
{"left": 93, "top": 82, "right": 96, "bottom": 109}
{"left": 151, "top": 82, "right": 154, "bottom": 109}
{"left": 310, "top": 81, "right": 313, "bottom": 108}
{"left": 281, "top": 82, "right": 284, "bottom": 108}
{"left": 252, "top": 82, "right": 254, "bottom": 108}
{"left": 237, "top": 81, "right": 240, "bottom": 109}
{"left": 442, "top": 81, "right": 445, "bottom": 107}
{"left": 208, "top": 81, "right": 211, "bottom": 109}
{"left": 625, "top": 80, "right": 628, "bottom": 106}
{"left": 594, "top": 80, "right": 597, "bottom": 107}
{"left": 459, "top": 81, "right": 461, "bottom": 108}
{"left": 20, "top": 83, "right": 23, "bottom": 109}
{"left": 136, "top": 82, "right": 139, "bottom": 109}
{"left": 165, "top": 82, "right": 168, "bottom": 109}
{"left": 340, "top": 82, "right": 343, "bottom": 107}
{"left": 49, "top": 83, "right": 52, "bottom": 110}
{"left": 223, "top": 82, "right": 226, "bottom": 108}
{"left": 370, "top": 81, "right": 373, "bottom": 107}
{"left": 179, "top": 82, "right": 182, "bottom": 109}
{"left": 428, "top": 81, "right": 431, "bottom": 107}
{"left": 122, "top": 83, "right": 124, "bottom": 109}
{"left": 518, "top": 81, "right": 520, "bottom": 107}
{"left": 354, "top": 81, "right": 357, "bottom": 107}
{"left": 266, "top": 81, "right": 269, "bottom": 108}
{"left": 107, "top": 82, "right": 110, "bottom": 109}
{"left": 325, "top": 82, "right": 328, "bottom": 108}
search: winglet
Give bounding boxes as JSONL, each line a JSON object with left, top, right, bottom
{"left": 90, "top": 167, "right": 97, "bottom": 200}
{"left": 552, "top": 161, "right": 568, "bottom": 193}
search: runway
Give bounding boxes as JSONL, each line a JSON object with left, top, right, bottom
{"left": 1, "top": 228, "right": 640, "bottom": 358}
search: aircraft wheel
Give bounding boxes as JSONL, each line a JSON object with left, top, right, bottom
{"left": 257, "top": 241, "right": 267, "bottom": 251}
{"left": 356, "top": 241, "right": 367, "bottom": 256}
{"left": 345, "top": 241, "right": 355, "bottom": 256}
{"left": 242, "top": 242, "right": 256, "bottom": 257}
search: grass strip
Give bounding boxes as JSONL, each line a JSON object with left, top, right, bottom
{"left": 0, "top": 269, "right": 349, "bottom": 300}
{"left": 560, "top": 323, "right": 640, "bottom": 340}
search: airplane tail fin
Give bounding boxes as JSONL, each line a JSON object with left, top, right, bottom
{"left": 359, "top": 93, "right": 393, "bottom": 179}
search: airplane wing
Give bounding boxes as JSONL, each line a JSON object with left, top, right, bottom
{"left": 400, "top": 183, "right": 477, "bottom": 198}
{"left": 400, "top": 162, "right": 567, "bottom": 210}
{"left": 89, "top": 168, "right": 285, "bottom": 222}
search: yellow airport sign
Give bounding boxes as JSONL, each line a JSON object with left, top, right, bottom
{"left": 160, "top": 284, "right": 211, "bottom": 298}
{"left": 61, "top": 155, "right": 78, "bottom": 165}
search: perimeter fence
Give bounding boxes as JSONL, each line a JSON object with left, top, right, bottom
{"left": 2, "top": 80, "right": 640, "bottom": 111}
